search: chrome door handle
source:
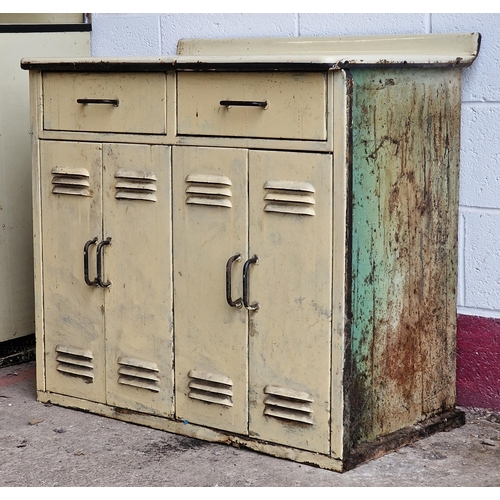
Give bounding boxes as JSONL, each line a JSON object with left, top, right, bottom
{"left": 83, "top": 237, "right": 98, "bottom": 286}
{"left": 96, "top": 237, "right": 112, "bottom": 288}
{"left": 243, "top": 255, "right": 259, "bottom": 311}
{"left": 226, "top": 254, "right": 243, "bottom": 308}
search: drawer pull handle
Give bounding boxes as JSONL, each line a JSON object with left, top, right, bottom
{"left": 243, "top": 255, "right": 259, "bottom": 311}
{"left": 96, "top": 237, "right": 112, "bottom": 288}
{"left": 226, "top": 254, "right": 243, "bottom": 309}
{"left": 83, "top": 237, "right": 99, "bottom": 286}
{"left": 77, "top": 98, "right": 120, "bottom": 107}
{"left": 220, "top": 100, "right": 268, "bottom": 109}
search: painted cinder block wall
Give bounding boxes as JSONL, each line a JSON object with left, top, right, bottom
{"left": 90, "top": 13, "right": 500, "bottom": 412}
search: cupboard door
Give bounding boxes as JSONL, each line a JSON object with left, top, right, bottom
{"left": 248, "top": 150, "right": 333, "bottom": 454}
{"left": 103, "top": 144, "right": 174, "bottom": 417}
{"left": 40, "top": 140, "right": 105, "bottom": 403}
{"left": 172, "top": 146, "right": 249, "bottom": 434}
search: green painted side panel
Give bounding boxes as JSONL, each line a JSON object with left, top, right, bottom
{"left": 348, "top": 68, "right": 461, "bottom": 448}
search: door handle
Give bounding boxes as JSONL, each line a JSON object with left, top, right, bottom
{"left": 83, "top": 237, "right": 98, "bottom": 286}
{"left": 77, "top": 98, "right": 120, "bottom": 107}
{"left": 220, "top": 99, "right": 268, "bottom": 109}
{"left": 226, "top": 254, "right": 243, "bottom": 308}
{"left": 243, "top": 255, "right": 259, "bottom": 311}
{"left": 96, "top": 237, "right": 112, "bottom": 288}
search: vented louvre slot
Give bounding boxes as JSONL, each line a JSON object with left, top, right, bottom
{"left": 52, "top": 176, "right": 90, "bottom": 187}
{"left": 187, "top": 369, "right": 233, "bottom": 407}
{"left": 55, "top": 352, "right": 93, "bottom": 369}
{"left": 188, "top": 389, "right": 233, "bottom": 407}
{"left": 115, "top": 180, "right": 157, "bottom": 192}
{"left": 118, "top": 356, "right": 159, "bottom": 371}
{"left": 264, "top": 180, "right": 315, "bottom": 193}
{"left": 118, "top": 375, "right": 160, "bottom": 392}
{"left": 264, "top": 394, "right": 313, "bottom": 412}
{"left": 265, "top": 204, "right": 315, "bottom": 216}
{"left": 115, "top": 169, "right": 157, "bottom": 181}
{"left": 263, "top": 385, "right": 314, "bottom": 425}
{"left": 115, "top": 191, "right": 158, "bottom": 202}
{"left": 186, "top": 185, "right": 231, "bottom": 197}
{"left": 52, "top": 186, "right": 91, "bottom": 197}
{"left": 264, "top": 385, "right": 314, "bottom": 402}
{"left": 117, "top": 357, "right": 160, "bottom": 392}
{"left": 56, "top": 344, "right": 93, "bottom": 360}
{"left": 56, "top": 364, "right": 94, "bottom": 380}
{"left": 186, "top": 197, "right": 232, "bottom": 208}
{"left": 188, "top": 369, "right": 232, "bottom": 385}
{"left": 51, "top": 167, "right": 91, "bottom": 197}
{"left": 186, "top": 174, "right": 232, "bottom": 186}
{"left": 264, "top": 192, "right": 315, "bottom": 204}
{"left": 118, "top": 365, "right": 160, "bottom": 382}
{"left": 188, "top": 379, "right": 233, "bottom": 396}
{"left": 185, "top": 174, "right": 233, "bottom": 208}
{"left": 115, "top": 169, "right": 158, "bottom": 202}
{"left": 264, "top": 406, "right": 314, "bottom": 424}
{"left": 264, "top": 180, "right": 316, "bottom": 216}
{"left": 55, "top": 345, "right": 94, "bottom": 381}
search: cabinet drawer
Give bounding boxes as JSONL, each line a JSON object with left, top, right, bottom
{"left": 177, "top": 72, "right": 327, "bottom": 141}
{"left": 43, "top": 72, "right": 167, "bottom": 134}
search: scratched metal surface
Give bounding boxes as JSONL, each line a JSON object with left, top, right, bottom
{"left": 348, "top": 67, "right": 462, "bottom": 449}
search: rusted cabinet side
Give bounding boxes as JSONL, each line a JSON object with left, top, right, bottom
{"left": 346, "top": 67, "right": 462, "bottom": 457}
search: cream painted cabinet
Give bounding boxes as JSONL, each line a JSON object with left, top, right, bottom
{"left": 247, "top": 150, "right": 332, "bottom": 454}
{"left": 40, "top": 140, "right": 173, "bottom": 416}
{"left": 24, "top": 33, "right": 481, "bottom": 472}
{"left": 172, "top": 146, "right": 249, "bottom": 435}
{"left": 173, "top": 147, "right": 332, "bottom": 453}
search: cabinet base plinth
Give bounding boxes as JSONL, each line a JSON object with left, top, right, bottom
{"left": 37, "top": 390, "right": 344, "bottom": 472}
{"left": 37, "top": 390, "right": 464, "bottom": 472}
{"left": 344, "top": 409, "right": 466, "bottom": 471}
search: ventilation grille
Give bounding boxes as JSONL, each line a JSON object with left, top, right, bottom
{"left": 264, "top": 180, "right": 315, "bottom": 216}
{"left": 55, "top": 345, "right": 94, "bottom": 381}
{"left": 263, "top": 385, "right": 314, "bottom": 424}
{"left": 51, "top": 167, "right": 91, "bottom": 197}
{"left": 118, "top": 357, "right": 160, "bottom": 392}
{"left": 188, "top": 369, "right": 233, "bottom": 407}
{"left": 185, "top": 174, "right": 232, "bottom": 208}
{"left": 115, "top": 169, "right": 157, "bottom": 202}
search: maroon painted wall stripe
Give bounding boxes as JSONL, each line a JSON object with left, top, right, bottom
{"left": 457, "top": 314, "right": 500, "bottom": 412}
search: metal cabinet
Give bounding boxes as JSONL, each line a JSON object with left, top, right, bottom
{"left": 40, "top": 140, "right": 173, "bottom": 416}
{"left": 173, "top": 147, "right": 332, "bottom": 453}
{"left": 24, "top": 33, "right": 480, "bottom": 472}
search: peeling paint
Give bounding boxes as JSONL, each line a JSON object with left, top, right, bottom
{"left": 348, "top": 67, "right": 461, "bottom": 448}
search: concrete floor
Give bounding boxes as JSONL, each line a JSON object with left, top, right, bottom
{"left": 1, "top": 360, "right": 499, "bottom": 487}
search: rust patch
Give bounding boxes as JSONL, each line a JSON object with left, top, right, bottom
{"left": 349, "top": 67, "right": 461, "bottom": 446}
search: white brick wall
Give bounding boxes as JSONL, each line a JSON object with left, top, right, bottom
{"left": 90, "top": 12, "right": 500, "bottom": 319}
{"left": 432, "top": 14, "right": 500, "bottom": 319}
